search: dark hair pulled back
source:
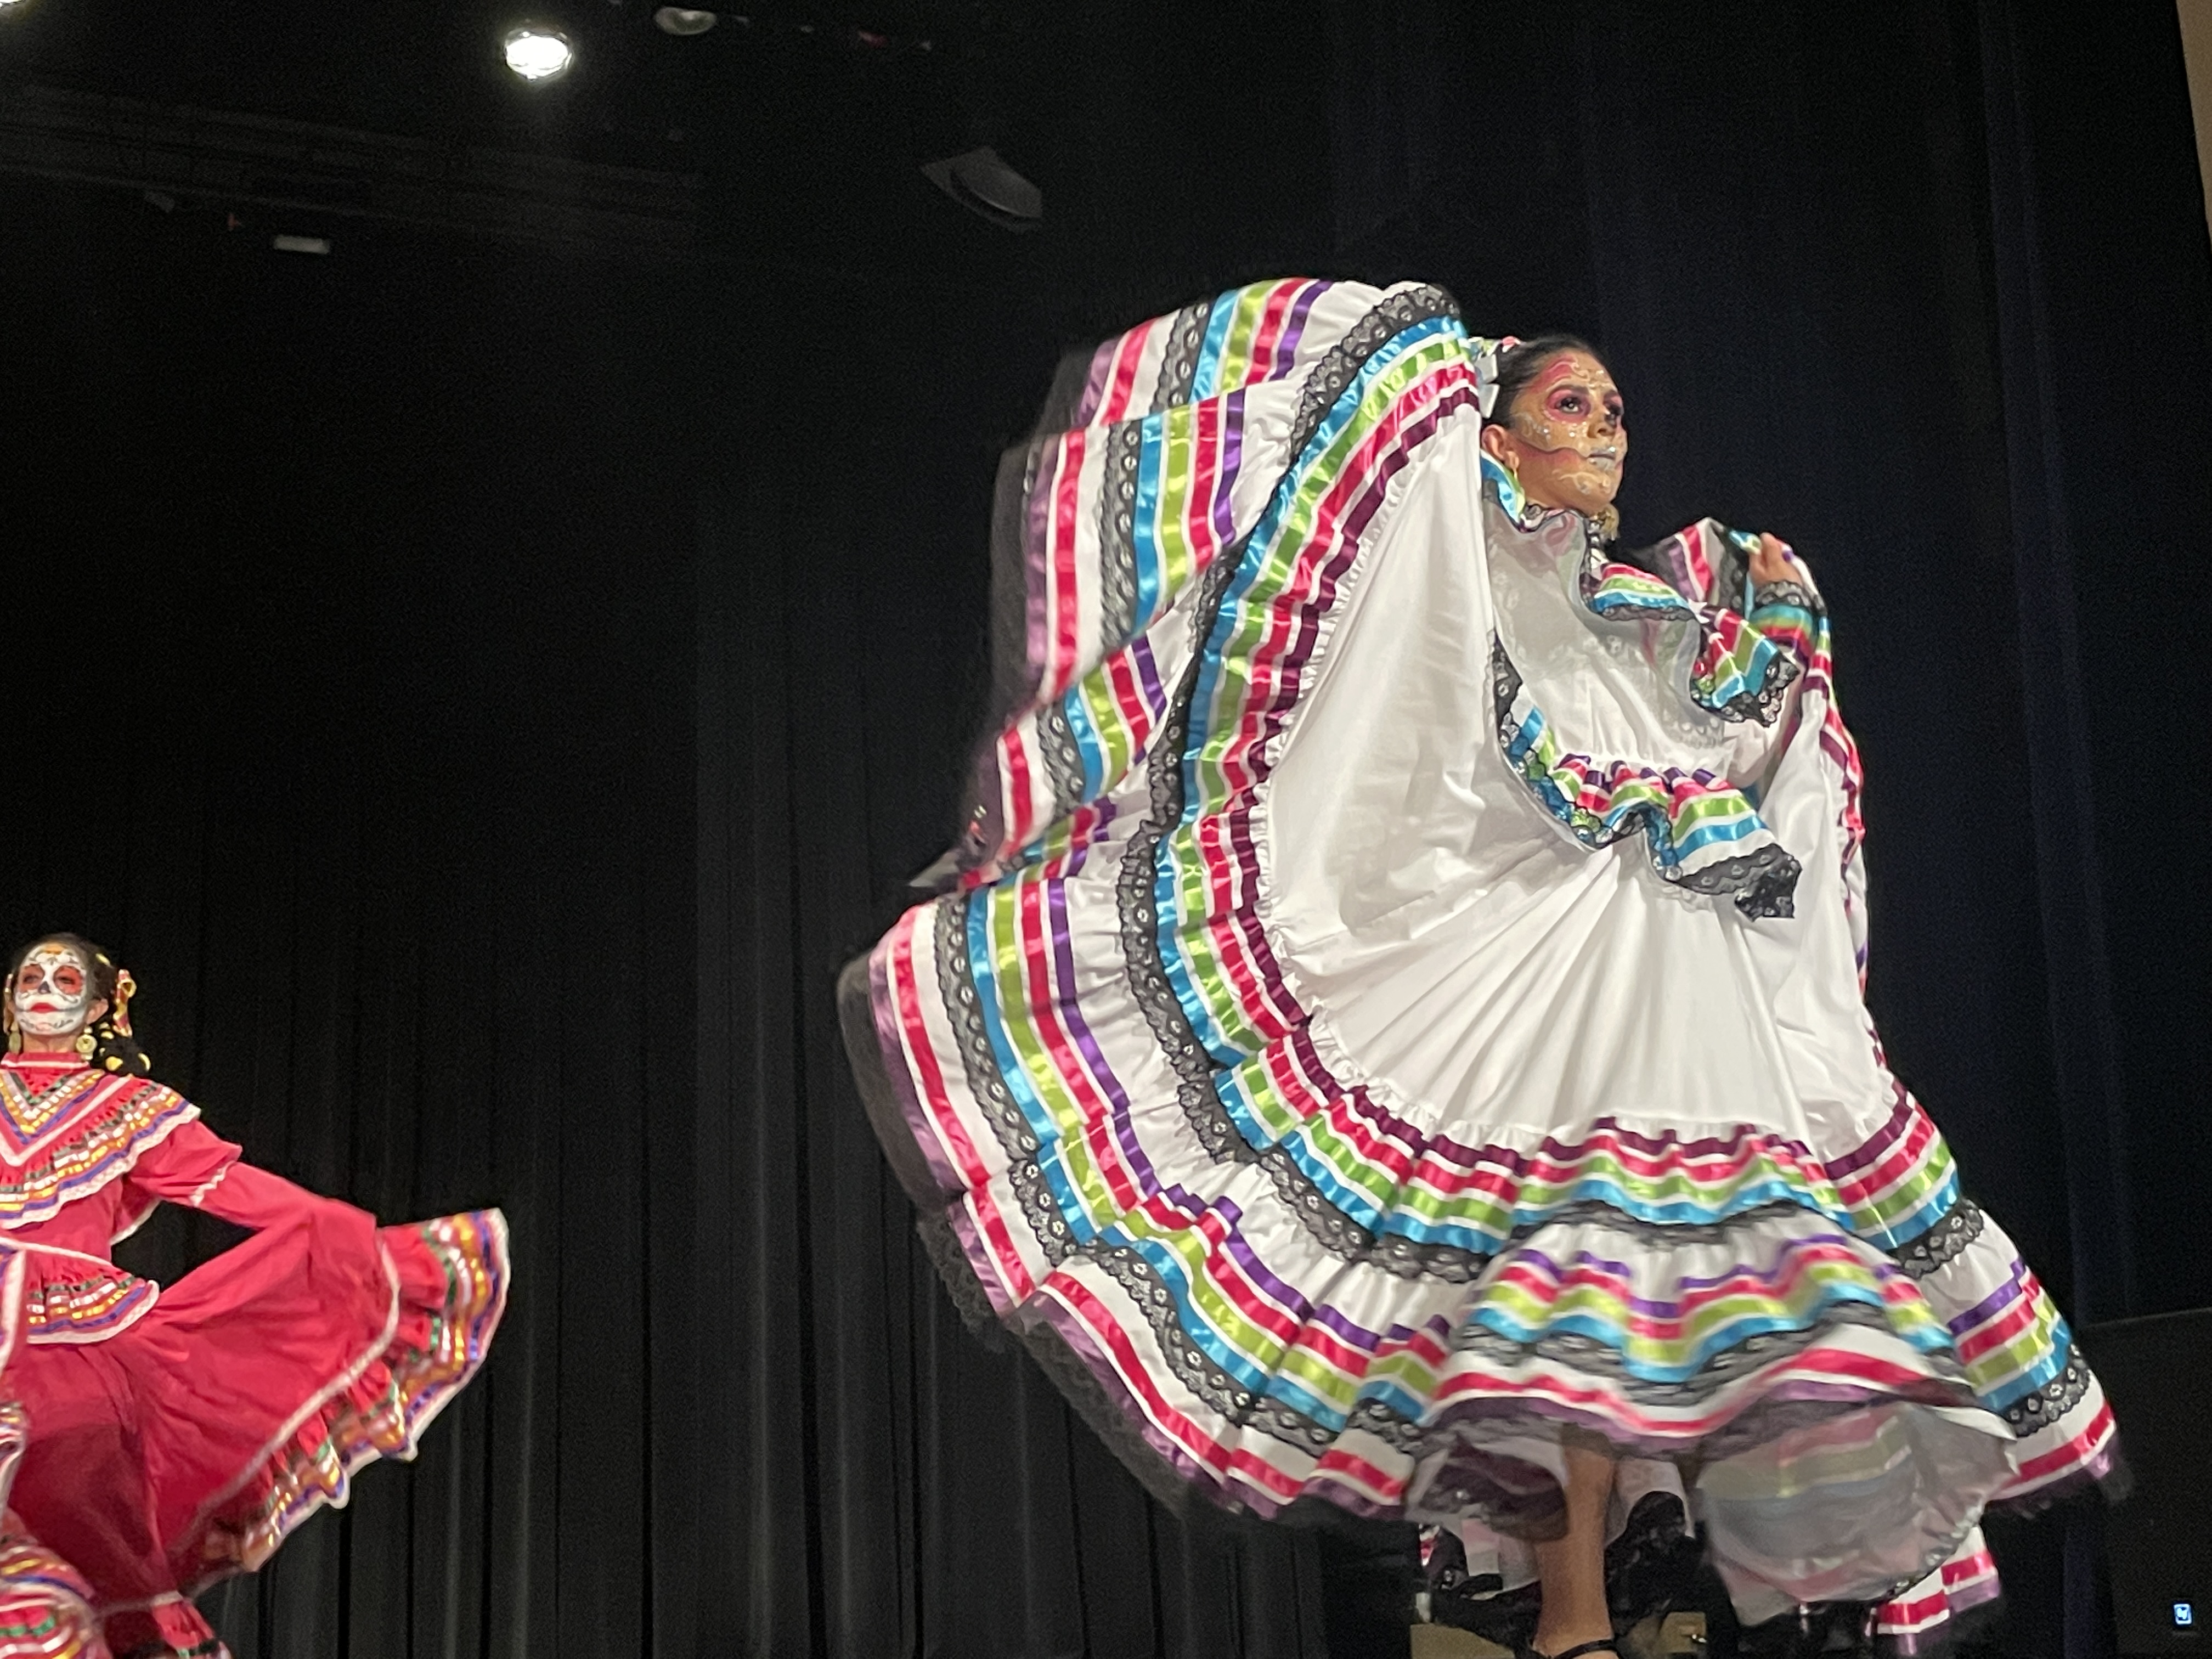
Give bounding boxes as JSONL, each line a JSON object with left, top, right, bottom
{"left": 1489, "top": 332, "right": 1601, "bottom": 422}
{"left": 5, "top": 932, "right": 155, "bottom": 1077}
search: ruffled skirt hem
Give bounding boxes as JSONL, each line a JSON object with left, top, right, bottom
{"left": 3, "top": 1205, "right": 507, "bottom": 1654}
{"left": 843, "top": 902, "right": 2118, "bottom": 1611}
{"left": 1, "top": 1402, "right": 107, "bottom": 1659}
{"left": 0, "top": 1517, "right": 106, "bottom": 1659}
{"left": 1871, "top": 1531, "right": 2004, "bottom": 1658}
{"left": 177, "top": 1210, "right": 510, "bottom": 1589}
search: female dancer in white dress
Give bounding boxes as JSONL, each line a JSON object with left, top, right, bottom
{"left": 841, "top": 280, "right": 2117, "bottom": 1658}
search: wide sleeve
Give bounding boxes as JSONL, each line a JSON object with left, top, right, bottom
{"left": 122, "top": 1118, "right": 354, "bottom": 1232}
{"left": 1745, "top": 576, "right": 1822, "bottom": 673}
{"left": 1717, "top": 570, "right": 1829, "bottom": 789}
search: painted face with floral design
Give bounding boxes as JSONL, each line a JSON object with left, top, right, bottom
{"left": 1479, "top": 349, "right": 1628, "bottom": 521}
{"left": 10, "top": 941, "right": 105, "bottom": 1041}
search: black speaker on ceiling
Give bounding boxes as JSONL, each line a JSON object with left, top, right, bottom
{"left": 2083, "top": 1307, "right": 2212, "bottom": 1655}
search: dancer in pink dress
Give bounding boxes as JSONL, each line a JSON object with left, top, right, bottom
{"left": 1, "top": 1381, "right": 104, "bottom": 1658}
{"left": 0, "top": 934, "right": 507, "bottom": 1657}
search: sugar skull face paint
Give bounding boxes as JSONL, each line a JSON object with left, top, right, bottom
{"left": 1483, "top": 349, "right": 1629, "bottom": 521}
{"left": 11, "top": 941, "right": 98, "bottom": 1039}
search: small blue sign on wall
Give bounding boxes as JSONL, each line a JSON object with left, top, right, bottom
{"left": 2177, "top": 1602, "right": 2196, "bottom": 1630}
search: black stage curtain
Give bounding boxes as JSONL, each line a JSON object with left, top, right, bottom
{"left": 0, "top": 194, "right": 705, "bottom": 1655}
{"left": 1, "top": 3, "right": 2205, "bottom": 1657}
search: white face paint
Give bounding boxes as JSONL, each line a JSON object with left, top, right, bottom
{"left": 12, "top": 943, "right": 95, "bottom": 1040}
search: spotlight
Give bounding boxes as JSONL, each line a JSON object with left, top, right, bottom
{"left": 503, "top": 25, "right": 575, "bottom": 82}
{"left": 922, "top": 147, "right": 1043, "bottom": 233}
{"left": 654, "top": 8, "right": 718, "bottom": 35}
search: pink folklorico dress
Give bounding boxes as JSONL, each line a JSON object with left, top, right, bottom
{"left": 0, "top": 1051, "right": 507, "bottom": 1657}
{"left": 0, "top": 1396, "right": 103, "bottom": 1659}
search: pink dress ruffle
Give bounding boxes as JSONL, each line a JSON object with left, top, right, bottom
{"left": 0, "top": 1054, "right": 507, "bottom": 1656}
{"left": 0, "top": 1400, "right": 106, "bottom": 1659}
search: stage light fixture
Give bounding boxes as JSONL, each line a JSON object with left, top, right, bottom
{"left": 654, "top": 8, "right": 718, "bottom": 35}
{"left": 503, "top": 25, "right": 575, "bottom": 82}
{"left": 922, "top": 147, "right": 1043, "bottom": 232}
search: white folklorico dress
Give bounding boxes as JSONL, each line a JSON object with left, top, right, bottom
{"left": 839, "top": 279, "right": 2118, "bottom": 1650}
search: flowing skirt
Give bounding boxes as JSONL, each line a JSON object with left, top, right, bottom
{"left": 842, "top": 278, "right": 2118, "bottom": 1643}
{"left": 0, "top": 1402, "right": 104, "bottom": 1659}
{"left": 3, "top": 1207, "right": 506, "bottom": 1655}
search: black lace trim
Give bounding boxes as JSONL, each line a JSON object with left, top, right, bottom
{"left": 1088, "top": 1238, "right": 1416, "bottom": 1458}
{"left": 1021, "top": 1307, "right": 1203, "bottom": 1517}
{"left": 1705, "top": 647, "right": 1801, "bottom": 728}
{"left": 1111, "top": 473, "right": 1251, "bottom": 1160}
{"left": 1098, "top": 417, "right": 1144, "bottom": 646}
{"left": 1114, "top": 635, "right": 1249, "bottom": 1160}
{"left": 1571, "top": 534, "right": 1802, "bottom": 727}
{"left": 1255, "top": 1143, "right": 1372, "bottom": 1255}
{"left": 1083, "top": 1223, "right": 1979, "bottom": 1481}
{"left": 1888, "top": 1201, "right": 2096, "bottom": 1441}
{"left": 1492, "top": 641, "right": 1802, "bottom": 919}
{"left": 1255, "top": 1146, "right": 1491, "bottom": 1283}
{"left": 1491, "top": 642, "right": 1635, "bottom": 859}
{"left": 915, "top": 1208, "right": 1008, "bottom": 1347}
{"left": 1035, "top": 695, "right": 1086, "bottom": 811}
{"left": 1519, "top": 1197, "right": 1820, "bottom": 1249}
{"left": 1152, "top": 300, "right": 1211, "bottom": 412}
{"left": 1113, "top": 283, "right": 1484, "bottom": 1273}
{"left": 1890, "top": 1199, "right": 1986, "bottom": 1279}
{"left": 1283, "top": 284, "right": 1459, "bottom": 448}
{"left": 1447, "top": 1297, "right": 1968, "bottom": 1413}
{"left": 1750, "top": 579, "right": 1820, "bottom": 615}
{"left": 930, "top": 893, "right": 1076, "bottom": 1266}
{"left": 1690, "top": 842, "right": 1802, "bottom": 920}
{"left": 956, "top": 1217, "right": 2021, "bottom": 1532}
{"left": 2002, "top": 1339, "right": 2095, "bottom": 1437}
{"left": 1368, "top": 1233, "right": 1492, "bottom": 1282}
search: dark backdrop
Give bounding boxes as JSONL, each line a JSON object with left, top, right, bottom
{"left": 0, "top": 3, "right": 2205, "bottom": 1656}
